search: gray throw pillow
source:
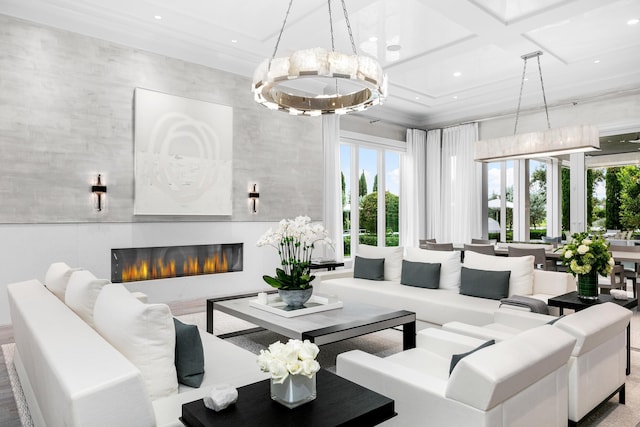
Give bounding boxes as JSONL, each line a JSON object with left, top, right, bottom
{"left": 449, "top": 339, "right": 495, "bottom": 375}
{"left": 459, "top": 267, "right": 510, "bottom": 300}
{"left": 173, "top": 318, "right": 205, "bottom": 387}
{"left": 400, "top": 260, "right": 441, "bottom": 289}
{"left": 353, "top": 256, "right": 385, "bottom": 280}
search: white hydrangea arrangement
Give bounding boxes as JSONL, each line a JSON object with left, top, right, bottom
{"left": 257, "top": 339, "right": 321, "bottom": 384}
{"left": 559, "top": 232, "right": 614, "bottom": 276}
{"left": 257, "top": 216, "right": 332, "bottom": 290}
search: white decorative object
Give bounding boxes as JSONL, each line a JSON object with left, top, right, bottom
{"left": 134, "top": 88, "right": 233, "bottom": 215}
{"left": 610, "top": 289, "right": 629, "bottom": 300}
{"left": 257, "top": 292, "right": 268, "bottom": 304}
{"left": 250, "top": 294, "right": 343, "bottom": 318}
{"left": 203, "top": 383, "right": 238, "bottom": 412}
{"left": 257, "top": 339, "right": 320, "bottom": 408}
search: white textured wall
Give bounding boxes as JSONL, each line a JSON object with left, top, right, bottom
{"left": 0, "top": 15, "right": 324, "bottom": 325}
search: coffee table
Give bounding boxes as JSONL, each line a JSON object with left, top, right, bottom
{"left": 180, "top": 369, "right": 395, "bottom": 426}
{"left": 548, "top": 291, "right": 638, "bottom": 375}
{"left": 208, "top": 295, "right": 416, "bottom": 350}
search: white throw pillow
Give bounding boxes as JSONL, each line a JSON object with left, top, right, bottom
{"left": 65, "top": 270, "right": 111, "bottom": 328}
{"left": 93, "top": 284, "right": 178, "bottom": 400}
{"left": 44, "top": 262, "right": 82, "bottom": 302}
{"left": 405, "top": 247, "right": 461, "bottom": 290}
{"left": 463, "top": 251, "right": 534, "bottom": 296}
{"left": 356, "top": 245, "right": 404, "bottom": 282}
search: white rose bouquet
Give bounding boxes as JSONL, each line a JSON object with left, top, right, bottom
{"left": 257, "top": 339, "right": 321, "bottom": 384}
{"left": 257, "top": 216, "right": 332, "bottom": 290}
{"left": 559, "top": 232, "right": 614, "bottom": 276}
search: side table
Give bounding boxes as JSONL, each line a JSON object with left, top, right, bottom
{"left": 180, "top": 369, "right": 395, "bottom": 426}
{"left": 547, "top": 291, "right": 637, "bottom": 375}
{"left": 309, "top": 261, "right": 345, "bottom": 271}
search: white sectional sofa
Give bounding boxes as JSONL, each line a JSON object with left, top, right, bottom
{"left": 7, "top": 263, "right": 268, "bottom": 427}
{"left": 314, "top": 245, "right": 575, "bottom": 328}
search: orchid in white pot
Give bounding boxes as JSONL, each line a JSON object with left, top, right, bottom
{"left": 256, "top": 216, "right": 332, "bottom": 291}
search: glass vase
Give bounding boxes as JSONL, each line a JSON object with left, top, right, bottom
{"left": 270, "top": 374, "right": 317, "bottom": 409}
{"left": 577, "top": 271, "right": 599, "bottom": 300}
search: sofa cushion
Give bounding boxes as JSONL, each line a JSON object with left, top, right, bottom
{"left": 357, "top": 244, "right": 403, "bottom": 281}
{"left": 463, "top": 251, "right": 534, "bottom": 296}
{"left": 44, "top": 262, "right": 82, "bottom": 302}
{"left": 64, "top": 270, "right": 111, "bottom": 328}
{"left": 405, "top": 247, "right": 461, "bottom": 291}
{"left": 449, "top": 339, "right": 495, "bottom": 375}
{"left": 401, "top": 260, "right": 440, "bottom": 289}
{"left": 94, "top": 284, "right": 178, "bottom": 400}
{"left": 353, "top": 256, "right": 385, "bottom": 281}
{"left": 173, "top": 318, "right": 205, "bottom": 387}
{"left": 460, "top": 267, "right": 510, "bottom": 300}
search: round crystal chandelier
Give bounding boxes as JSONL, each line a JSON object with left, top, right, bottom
{"left": 252, "top": 0, "right": 388, "bottom": 116}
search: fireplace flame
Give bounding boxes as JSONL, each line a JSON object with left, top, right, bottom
{"left": 121, "top": 253, "right": 229, "bottom": 282}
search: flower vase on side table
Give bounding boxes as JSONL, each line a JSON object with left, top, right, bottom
{"left": 271, "top": 373, "right": 317, "bottom": 409}
{"left": 577, "top": 271, "right": 599, "bottom": 300}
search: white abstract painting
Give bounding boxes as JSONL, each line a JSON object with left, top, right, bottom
{"left": 134, "top": 88, "right": 233, "bottom": 215}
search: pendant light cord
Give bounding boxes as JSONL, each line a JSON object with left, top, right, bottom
{"left": 513, "top": 51, "right": 551, "bottom": 135}
{"left": 270, "top": 0, "right": 294, "bottom": 66}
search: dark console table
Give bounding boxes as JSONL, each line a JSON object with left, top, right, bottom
{"left": 309, "top": 261, "right": 345, "bottom": 271}
{"left": 180, "top": 369, "right": 395, "bottom": 426}
{"left": 548, "top": 291, "right": 637, "bottom": 375}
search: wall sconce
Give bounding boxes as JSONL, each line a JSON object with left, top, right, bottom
{"left": 91, "top": 174, "right": 107, "bottom": 211}
{"left": 248, "top": 184, "right": 260, "bottom": 214}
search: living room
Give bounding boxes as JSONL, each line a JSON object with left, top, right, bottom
{"left": 1, "top": 1, "right": 640, "bottom": 426}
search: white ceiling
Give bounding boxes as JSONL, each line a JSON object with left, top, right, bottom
{"left": 2, "top": 0, "right": 640, "bottom": 128}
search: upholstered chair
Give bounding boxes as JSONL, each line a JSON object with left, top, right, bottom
{"left": 337, "top": 326, "right": 575, "bottom": 426}
{"left": 425, "top": 242, "right": 454, "bottom": 251}
{"left": 442, "top": 303, "right": 632, "bottom": 426}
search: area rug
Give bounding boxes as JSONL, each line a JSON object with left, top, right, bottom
{"left": 1, "top": 344, "right": 33, "bottom": 427}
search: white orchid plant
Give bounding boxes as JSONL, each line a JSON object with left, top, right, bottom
{"left": 559, "top": 232, "right": 614, "bottom": 276}
{"left": 257, "top": 216, "right": 332, "bottom": 290}
{"left": 257, "top": 339, "right": 321, "bottom": 383}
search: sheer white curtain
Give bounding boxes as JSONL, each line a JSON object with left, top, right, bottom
{"left": 440, "top": 123, "right": 482, "bottom": 244}
{"left": 322, "top": 115, "right": 343, "bottom": 261}
{"left": 425, "top": 129, "right": 442, "bottom": 241}
{"left": 400, "top": 129, "right": 426, "bottom": 247}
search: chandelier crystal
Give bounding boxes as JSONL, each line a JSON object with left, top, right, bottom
{"left": 251, "top": 0, "right": 388, "bottom": 116}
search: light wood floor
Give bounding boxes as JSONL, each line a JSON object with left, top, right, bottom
{"left": 0, "top": 298, "right": 208, "bottom": 426}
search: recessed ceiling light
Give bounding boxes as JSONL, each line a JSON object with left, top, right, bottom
{"left": 386, "top": 44, "right": 401, "bottom": 52}
{"left": 594, "top": 59, "right": 600, "bottom": 64}
{"left": 154, "top": 15, "right": 162, "bottom": 20}
{"left": 627, "top": 18, "right": 639, "bottom": 26}
{"left": 452, "top": 95, "right": 458, "bottom": 100}
{"left": 415, "top": 96, "right": 420, "bottom": 100}
{"left": 369, "top": 36, "right": 378, "bottom": 42}
{"left": 231, "top": 39, "right": 238, "bottom": 43}
{"left": 453, "top": 72, "right": 462, "bottom": 77}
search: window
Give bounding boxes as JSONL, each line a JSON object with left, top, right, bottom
{"left": 340, "top": 135, "right": 403, "bottom": 257}
{"left": 487, "top": 160, "right": 514, "bottom": 241}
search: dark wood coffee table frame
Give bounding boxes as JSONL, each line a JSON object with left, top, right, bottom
{"left": 180, "top": 369, "right": 395, "bottom": 427}
{"left": 547, "top": 291, "right": 637, "bottom": 375}
{"left": 207, "top": 295, "right": 416, "bottom": 351}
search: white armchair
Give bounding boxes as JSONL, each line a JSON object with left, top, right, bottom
{"left": 442, "top": 303, "right": 632, "bottom": 425}
{"left": 336, "top": 326, "right": 575, "bottom": 426}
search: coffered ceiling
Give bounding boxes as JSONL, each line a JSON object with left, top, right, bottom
{"left": 1, "top": 0, "right": 639, "bottom": 128}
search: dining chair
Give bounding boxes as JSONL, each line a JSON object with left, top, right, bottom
{"left": 507, "top": 246, "right": 556, "bottom": 271}
{"left": 419, "top": 239, "right": 436, "bottom": 249}
{"left": 463, "top": 243, "right": 495, "bottom": 256}
{"left": 598, "top": 264, "right": 625, "bottom": 294}
{"left": 471, "top": 238, "right": 495, "bottom": 245}
{"left": 425, "top": 242, "right": 454, "bottom": 251}
{"left": 609, "top": 245, "right": 640, "bottom": 298}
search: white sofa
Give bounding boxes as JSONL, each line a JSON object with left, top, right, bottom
{"left": 7, "top": 263, "right": 268, "bottom": 427}
{"left": 336, "top": 325, "right": 576, "bottom": 426}
{"left": 315, "top": 246, "right": 575, "bottom": 328}
{"left": 442, "top": 303, "right": 632, "bottom": 425}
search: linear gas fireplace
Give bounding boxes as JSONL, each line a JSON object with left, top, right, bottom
{"left": 111, "top": 243, "right": 243, "bottom": 283}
